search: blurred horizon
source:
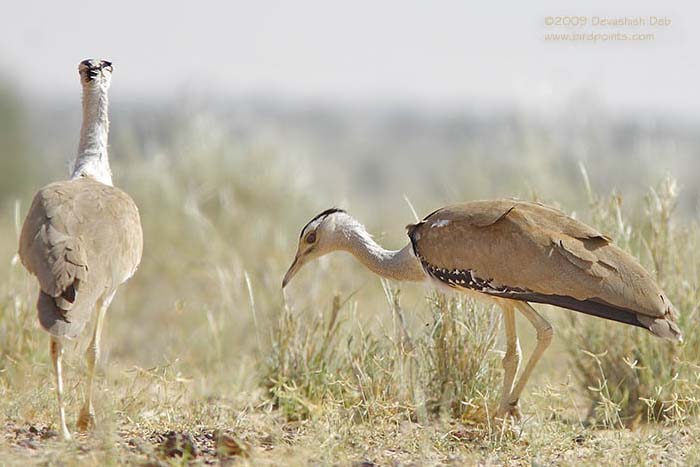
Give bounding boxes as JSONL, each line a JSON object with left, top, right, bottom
{"left": 2, "top": 74, "right": 698, "bottom": 221}
{"left": 1, "top": 0, "right": 698, "bottom": 220}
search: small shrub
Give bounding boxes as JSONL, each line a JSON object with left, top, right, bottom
{"left": 418, "top": 292, "right": 501, "bottom": 421}
{"left": 263, "top": 286, "right": 502, "bottom": 424}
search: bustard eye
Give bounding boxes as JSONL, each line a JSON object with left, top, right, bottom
{"left": 305, "top": 232, "right": 317, "bottom": 244}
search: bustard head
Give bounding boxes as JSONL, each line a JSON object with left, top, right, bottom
{"left": 282, "top": 208, "right": 348, "bottom": 287}
{"left": 78, "top": 59, "right": 113, "bottom": 88}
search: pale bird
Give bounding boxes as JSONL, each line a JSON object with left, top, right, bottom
{"left": 283, "top": 202, "right": 682, "bottom": 419}
{"left": 18, "top": 59, "right": 143, "bottom": 439}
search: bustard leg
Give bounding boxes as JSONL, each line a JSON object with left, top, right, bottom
{"left": 502, "top": 302, "right": 553, "bottom": 417}
{"left": 50, "top": 336, "right": 71, "bottom": 440}
{"left": 77, "top": 293, "right": 112, "bottom": 432}
{"left": 496, "top": 301, "right": 521, "bottom": 419}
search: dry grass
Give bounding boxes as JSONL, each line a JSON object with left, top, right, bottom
{"left": 265, "top": 287, "right": 501, "bottom": 426}
{"left": 563, "top": 172, "right": 700, "bottom": 428}
{"left": 0, "top": 109, "right": 698, "bottom": 466}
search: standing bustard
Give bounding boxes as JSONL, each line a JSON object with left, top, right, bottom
{"left": 18, "top": 59, "right": 143, "bottom": 439}
{"left": 283, "top": 202, "right": 682, "bottom": 419}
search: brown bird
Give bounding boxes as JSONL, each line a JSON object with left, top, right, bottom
{"left": 283, "top": 201, "right": 682, "bottom": 419}
{"left": 18, "top": 59, "right": 143, "bottom": 439}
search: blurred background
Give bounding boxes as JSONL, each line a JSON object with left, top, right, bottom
{"left": 2, "top": 0, "right": 698, "bottom": 214}
{"left": 0, "top": 0, "right": 699, "bottom": 444}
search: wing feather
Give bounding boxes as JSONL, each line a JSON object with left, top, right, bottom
{"left": 409, "top": 200, "right": 681, "bottom": 340}
{"left": 19, "top": 177, "right": 142, "bottom": 338}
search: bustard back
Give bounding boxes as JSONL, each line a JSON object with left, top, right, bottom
{"left": 18, "top": 59, "right": 143, "bottom": 440}
{"left": 283, "top": 201, "right": 681, "bottom": 419}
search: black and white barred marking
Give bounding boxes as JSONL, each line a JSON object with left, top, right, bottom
{"left": 406, "top": 219, "right": 529, "bottom": 297}
{"left": 416, "top": 253, "right": 528, "bottom": 297}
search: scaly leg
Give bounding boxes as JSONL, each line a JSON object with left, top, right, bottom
{"left": 50, "top": 336, "right": 71, "bottom": 440}
{"left": 504, "top": 302, "right": 553, "bottom": 416}
{"left": 495, "top": 301, "right": 522, "bottom": 419}
{"left": 77, "top": 293, "right": 112, "bottom": 432}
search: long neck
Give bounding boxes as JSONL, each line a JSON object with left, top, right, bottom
{"left": 72, "top": 83, "right": 113, "bottom": 185}
{"left": 338, "top": 219, "right": 426, "bottom": 282}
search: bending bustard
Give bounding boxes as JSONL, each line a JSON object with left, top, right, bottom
{"left": 283, "top": 202, "right": 682, "bottom": 419}
{"left": 18, "top": 59, "right": 143, "bottom": 439}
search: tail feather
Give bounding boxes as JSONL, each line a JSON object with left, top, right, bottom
{"left": 638, "top": 313, "right": 683, "bottom": 342}
{"left": 37, "top": 291, "right": 86, "bottom": 339}
{"left": 503, "top": 292, "right": 683, "bottom": 342}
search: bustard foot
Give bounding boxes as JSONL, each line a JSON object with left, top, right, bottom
{"left": 60, "top": 426, "right": 72, "bottom": 441}
{"left": 494, "top": 400, "right": 522, "bottom": 421}
{"left": 76, "top": 405, "right": 96, "bottom": 432}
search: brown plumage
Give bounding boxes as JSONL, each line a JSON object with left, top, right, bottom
{"left": 284, "top": 199, "right": 682, "bottom": 420}
{"left": 19, "top": 177, "right": 143, "bottom": 338}
{"left": 17, "top": 59, "right": 142, "bottom": 440}
{"left": 406, "top": 200, "right": 681, "bottom": 341}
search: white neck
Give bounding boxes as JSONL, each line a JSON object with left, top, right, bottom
{"left": 335, "top": 216, "right": 426, "bottom": 282}
{"left": 71, "top": 82, "right": 113, "bottom": 185}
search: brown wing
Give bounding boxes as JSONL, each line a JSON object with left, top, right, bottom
{"left": 19, "top": 177, "right": 143, "bottom": 338}
{"left": 408, "top": 200, "right": 681, "bottom": 340}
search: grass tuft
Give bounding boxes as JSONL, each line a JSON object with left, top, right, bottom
{"left": 563, "top": 174, "right": 700, "bottom": 427}
{"left": 264, "top": 287, "right": 501, "bottom": 426}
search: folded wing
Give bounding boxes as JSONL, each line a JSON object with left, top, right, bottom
{"left": 408, "top": 200, "right": 681, "bottom": 341}
{"left": 19, "top": 177, "right": 143, "bottom": 338}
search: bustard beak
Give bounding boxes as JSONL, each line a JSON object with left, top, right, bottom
{"left": 282, "top": 257, "right": 301, "bottom": 288}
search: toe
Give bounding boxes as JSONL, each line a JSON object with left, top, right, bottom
{"left": 507, "top": 404, "right": 522, "bottom": 420}
{"left": 495, "top": 400, "right": 522, "bottom": 421}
